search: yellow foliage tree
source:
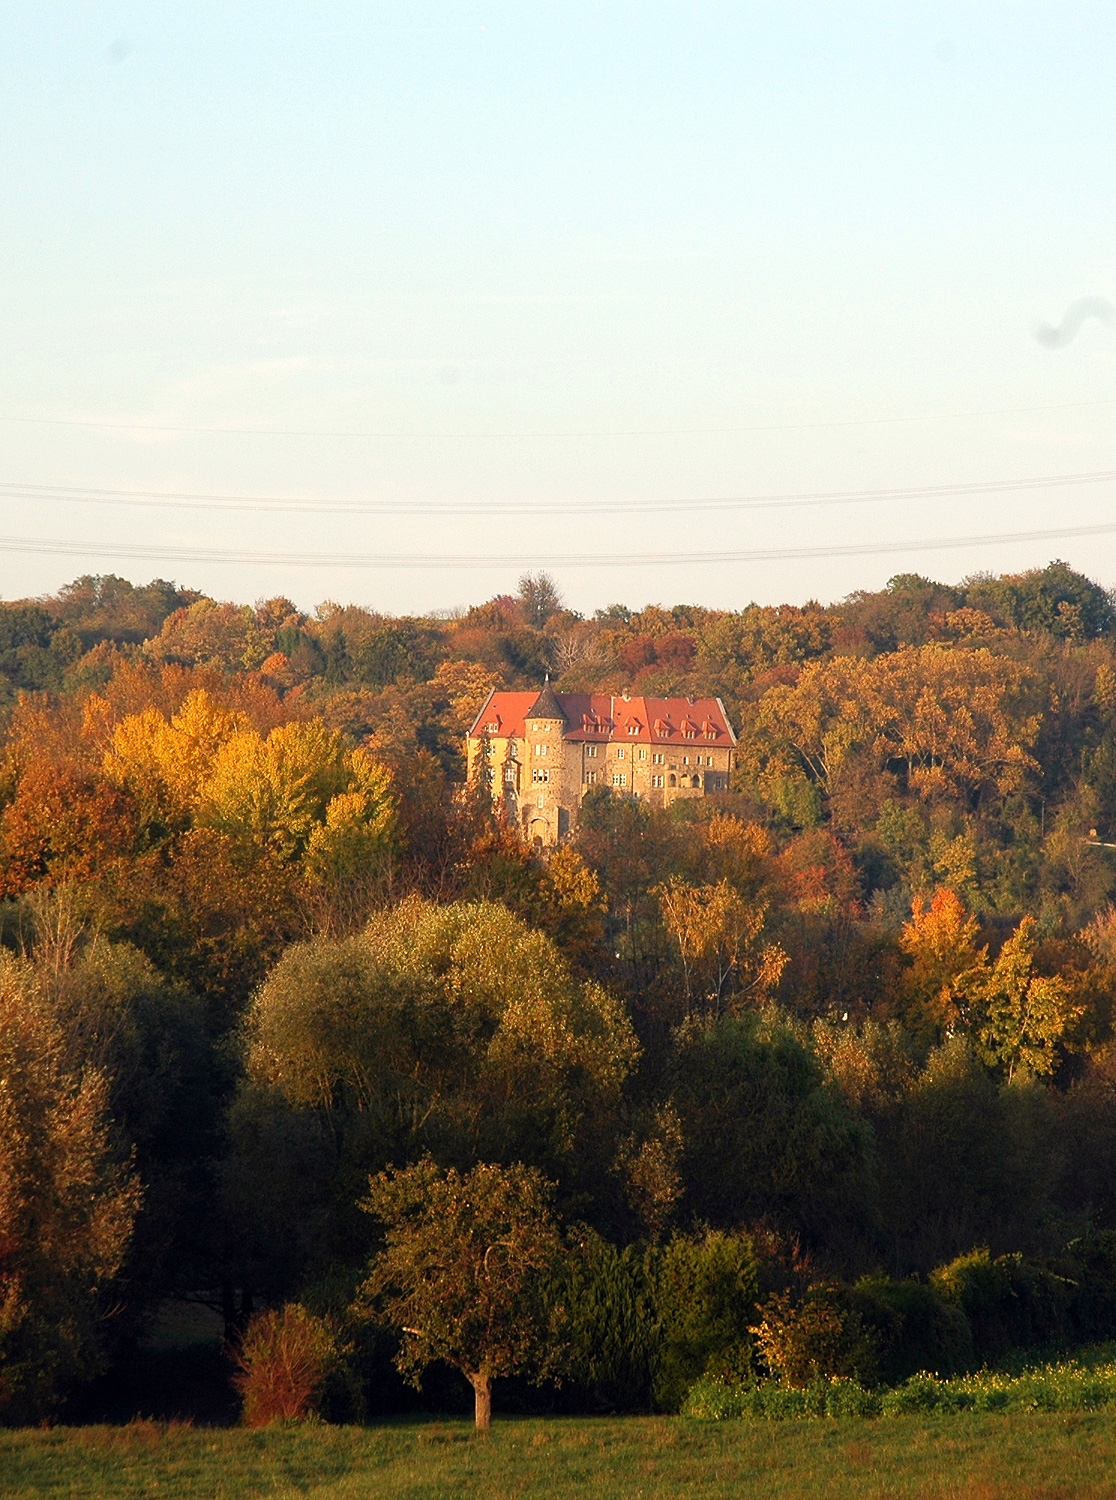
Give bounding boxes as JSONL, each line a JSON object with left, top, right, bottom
{"left": 104, "top": 694, "right": 395, "bottom": 909}
{"left": 970, "top": 915, "right": 1085, "bottom": 1081}
{"left": 657, "top": 878, "right": 787, "bottom": 1012}
{"left": 198, "top": 720, "right": 353, "bottom": 860}
{"left": 103, "top": 689, "right": 250, "bottom": 825}
{"left": 698, "top": 816, "right": 778, "bottom": 900}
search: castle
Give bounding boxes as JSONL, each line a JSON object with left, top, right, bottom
{"left": 466, "top": 682, "right": 737, "bottom": 845}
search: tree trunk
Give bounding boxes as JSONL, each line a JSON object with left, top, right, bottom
{"left": 468, "top": 1372, "right": 492, "bottom": 1431}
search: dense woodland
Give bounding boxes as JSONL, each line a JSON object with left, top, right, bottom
{"left": 8, "top": 560, "right": 1116, "bottom": 1424}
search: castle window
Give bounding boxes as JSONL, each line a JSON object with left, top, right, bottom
{"left": 668, "top": 774, "right": 676, "bottom": 787}
{"left": 651, "top": 774, "right": 664, "bottom": 788}
{"left": 532, "top": 768, "right": 550, "bottom": 783}
{"left": 652, "top": 752, "right": 664, "bottom": 764}
{"left": 585, "top": 744, "right": 598, "bottom": 758}
{"left": 585, "top": 770, "right": 598, "bottom": 785}
{"left": 533, "top": 743, "right": 548, "bottom": 756}
{"left": 639, "top": 748, "right": 647, "bottom": 760}
{"left": 612, "top": 772, "right": 626, "bottom": 787}
{"left": 615, "top": 746, "right": 626, "bottom": 760}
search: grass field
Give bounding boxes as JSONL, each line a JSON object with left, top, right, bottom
{"left": 4, "top": 1412, "right": 1116, "bottom": 1500}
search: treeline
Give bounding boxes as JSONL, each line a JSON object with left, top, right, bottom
{"left": 4, "top": 560, "right": 1116, "bottom": 1424}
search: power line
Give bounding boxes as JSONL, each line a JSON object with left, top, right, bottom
{"left": 1, "top": 393, "right": 1115, "bottom": 441}
{"left": 5, "top": 467, "right": 1116, "bottom": 518}
{"left": 3, "top": 519, "right": 1116, "bottom": 570}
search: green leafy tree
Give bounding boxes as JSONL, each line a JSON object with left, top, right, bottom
{"left": 247, "top": 898, "right": 637, "bottom": 1176}
{"left": 876, "top": 1037, "right": 1058, "bottom": 1271}
{"left": 552, "top": 1229, "right": 660, "bottom": 1413}
{"left": 653, "top": 1229, "right": 760, "bottom": 1411}
{"left": 670, "top": 1013, "right": 875, "bottom": 1261}
{"left": 359, "top": 1158, "right": 563, "bottom": 1428}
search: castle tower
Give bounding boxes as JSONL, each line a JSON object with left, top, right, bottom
{"left": 522, "top": 678, "right": 570, "bottom": 845}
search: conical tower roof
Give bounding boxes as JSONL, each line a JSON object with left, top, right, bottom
{"left": 525, "top": 677, "right": 566, "bottom": 722}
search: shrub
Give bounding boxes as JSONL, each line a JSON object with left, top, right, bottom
{"left": 931, "top": 1248, "right": 1073, "bottom": 1358}
{"left": 556, "top": 1231, "right": 660, "bottom": 1413}
{"left": 233, "top": 1304, "right": 342, "bottom": 1426}
{"left": 683, "top": 1374, "right": 881, "bottom": 1420}
{"left": 879, "top": 1356, "right": 1116, "bottom": 1416}
{"left": 653, "top": 1229, "right": 760, "bottom": 1411}
{"left": 1064, "top": 1230, "right": 1116, "bottom": 1341}
{"left": 851, "top": 1274, "right": 974, "bottom": 1382}
{"left": 683, "top": 1349, "right": 1116, "bottom": 1422}
{"left": 750, "top": 1283, "right": 877, "bottom": 1387}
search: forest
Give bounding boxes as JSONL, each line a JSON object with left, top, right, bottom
{"left": 6, "top": 559, "right": 1116, "bottom": 1429}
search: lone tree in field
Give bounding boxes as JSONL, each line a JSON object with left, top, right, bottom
{"left": 359, "top": 1158, "right": 563, "bottom": 1429}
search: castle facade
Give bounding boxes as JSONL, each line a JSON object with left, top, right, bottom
{"left": 466, "top": 682, "right": 737, "bottom": 846}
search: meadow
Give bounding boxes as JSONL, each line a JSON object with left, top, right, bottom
{"left": 5, "top": 1412, "right": 1116, "bottom": 1500}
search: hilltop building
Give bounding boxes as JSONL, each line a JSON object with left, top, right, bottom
{"left": 466, "top": 682, "right": 737, "bottom": 846}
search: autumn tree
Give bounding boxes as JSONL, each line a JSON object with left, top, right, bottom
{"left": 899, "top": 888, "right": 985, "bottom": 1034}
{"left": 359, "top": 1158, "right": 563, "bottom": 1428}
{"left": 970, "top": 916, "right": 1085, "bottom": 1080}
{"left": 696, "top": 602, "right": 832, "bottom": 679}
{"left": 0, "top": 968, "right": 139, "bottom": 1421}
{"left": 749, "top": 644, "right": 1042, "bottom": 820}
{"left": 102, "top": 691, "right": 397, "bottom": 942}
{"left": 144, "top": 598, "right": 260, "bottom": 672}
{"left": 656, "top": 878, "right": 786, "bottom": 1012}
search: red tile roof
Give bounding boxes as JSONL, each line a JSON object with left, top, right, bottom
{"left": 469, "top": 691, "right": 736, "bottom": 745}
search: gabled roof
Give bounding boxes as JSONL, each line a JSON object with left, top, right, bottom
{"left": 469, "top": 688, "right": 737, "bottom": 745}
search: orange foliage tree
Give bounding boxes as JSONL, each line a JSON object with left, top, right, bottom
{"left": 750, "top": 644, "right": 1042, "bottom": 812}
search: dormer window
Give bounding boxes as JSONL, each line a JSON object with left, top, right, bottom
{"left": 486, "top": 722, "right": 499, "bottom": 734}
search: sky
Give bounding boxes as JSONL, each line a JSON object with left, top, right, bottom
{"left": 2, "top": 2, "right": 1116, "bottom": 617}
